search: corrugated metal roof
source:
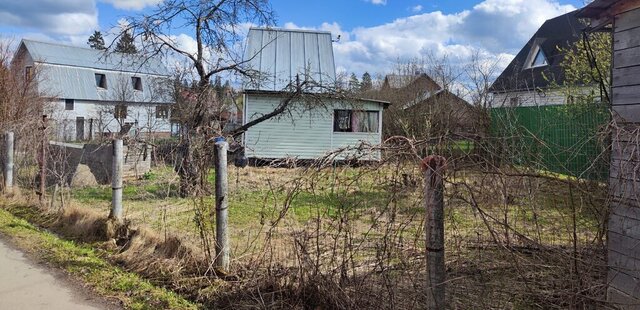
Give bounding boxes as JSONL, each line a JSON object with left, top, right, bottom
{"left": 243, "top": 28, "right": 336, "bottom": 91}
{"left": 22, "top": 39, "right": 168, "bottom": 75}
{"left": 20, "top": 39, "right": 172, "bottom": 103}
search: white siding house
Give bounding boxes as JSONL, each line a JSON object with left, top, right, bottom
{"left": 14, "top": 40, "right": 173, "bottom": 141}
{"left": 242, "top": 28, "right": 388, "bottom": 161}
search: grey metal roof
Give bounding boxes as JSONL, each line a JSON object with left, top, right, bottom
{"left": 38, "top": 65, "right": 172, "bottom": 103}
{"left": 22, "top": 39, "right": 169, "bottom": 75}
{"left": 20, "top": 39, "right": 172, "bottom": 103}
{"left": 243, "top": 28, "right": 337, "bottom": 91}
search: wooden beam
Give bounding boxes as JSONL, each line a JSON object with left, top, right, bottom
{"left": 610, "top": 0, "right": 640, "bottom": 15}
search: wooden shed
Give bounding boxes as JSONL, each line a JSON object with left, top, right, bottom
{"left": 579, "top": 0, "right": 640, "bottom": 306}
{"left": 242, "top": 28, "right": 388, "bottom": 161}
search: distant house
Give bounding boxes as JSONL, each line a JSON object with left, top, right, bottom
{"left": 489, "top": 10, "right": 585, "bottom": 106}
{"left": 241, "top": 28, "right": 388, "bottom": 161}
{"left": 488, "top": 10, "right": 609, "bottom": 180}
{"left": 378, "top": 73, "right": 480, "bottom": 138}
{"left": 13, "top": 39, "right": 173, "bottom": 141}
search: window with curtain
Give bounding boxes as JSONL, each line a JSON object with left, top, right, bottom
{"left": 333, "top": 110, "right": 379, "bottom": 133}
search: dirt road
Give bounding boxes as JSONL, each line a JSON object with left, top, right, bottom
{"left": 0, "top": 236, "right": 117, "bottom": 310}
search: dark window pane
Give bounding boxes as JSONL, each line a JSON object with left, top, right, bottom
{"left": 333, "top": 110, "right": 352, "bottom": 132}
{"left": 132, "top": 77, "right": 142, "bottom": 91}
{"left": 65, "top": 99, "right": 74, "bottom": 111}
{"left": 95, "top": 73, "right": 106, "bottom": 88}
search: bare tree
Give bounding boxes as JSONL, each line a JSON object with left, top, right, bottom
{"left": 119, "top": 0, "right": 337, "bottom": 196}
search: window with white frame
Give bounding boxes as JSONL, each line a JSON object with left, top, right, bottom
{"left": 528, "top": 46, "right": 548, "bottom": 68}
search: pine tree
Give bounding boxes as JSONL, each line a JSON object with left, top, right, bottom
{"left": 361, "top": 72, "right": 373, "bottom": 92}
{"left": 87, "top": 31, "right": 106, "bottom": 50}
{"left": 115, "top": 32, "right": 138, "bottom": 54}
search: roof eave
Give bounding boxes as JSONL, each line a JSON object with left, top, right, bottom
{"left": 243, "top": 89, "right": 391, "bottom": 108}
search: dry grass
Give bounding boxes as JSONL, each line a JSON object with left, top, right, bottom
{"left": 2, "top": 159, "right": 612, "bottom": 309}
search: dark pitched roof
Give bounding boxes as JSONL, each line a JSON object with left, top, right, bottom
{"left": 489, "top": 10, "right": 587, "bottom": 93}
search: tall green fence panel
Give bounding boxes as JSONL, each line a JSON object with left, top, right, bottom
{"left": 490, "top": 104, "right": 609, "bottom": 181}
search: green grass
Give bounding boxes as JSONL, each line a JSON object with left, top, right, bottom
{"left": 0, "top": 207, "right": 198, "bottom": 310}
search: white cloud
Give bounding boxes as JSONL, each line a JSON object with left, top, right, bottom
{"left": 0, "top": 0, "right": 97, "bottom": 35}
{"left": 317, "top": 0, "right": 576, "bottom": 78}
{"left": 367, "top": 0, "right": 387, "bottom": 5}
{"left": 99, "top": 0, "right": 163, "bottom": 11}
{"left": 412, "top": 5, "right": 423, "bottom": 13}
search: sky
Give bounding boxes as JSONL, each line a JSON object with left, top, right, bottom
{"left": 0, "top": 0, "right": 586, "bottom": 80}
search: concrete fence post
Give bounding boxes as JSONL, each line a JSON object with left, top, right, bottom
{"left": 4, "top": 131, "right": 14, "bottom": 193}
{"left": 38, "top": 115, "right": 47, "bottom": 203}
{"left": 422, "top": 155, "right": 447, "bottom": 309}
{"left": 109, "top": 139, "right": 124, "bottom": 221}
{"left": 214, "top": 139, "right": 229, "bottom": 271}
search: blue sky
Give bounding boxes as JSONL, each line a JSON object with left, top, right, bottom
{"left": 0, "top": 0, "right": 585, "bottom": 76}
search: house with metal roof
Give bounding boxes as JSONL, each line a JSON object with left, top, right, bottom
{"left": 241, "top": 28, "right": 388, "bottom": 161}
{"left": 14, "top": 39, "right": 173, "bottom": 141}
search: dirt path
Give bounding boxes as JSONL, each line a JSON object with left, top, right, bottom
{"left": 0, "top": 236, "right": 119, "bottom": 310}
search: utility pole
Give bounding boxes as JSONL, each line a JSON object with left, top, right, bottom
{"left": 3, "top": 131, "right": 14, "bottom": 193}
{"left": 422, "top": 155, "right": 446, "bottom": 309}
{"left": 109, "top": 139, "right": 124, "bottom": 221}
{"left": 214, "top": 138, "right": 229, "bottom": 271}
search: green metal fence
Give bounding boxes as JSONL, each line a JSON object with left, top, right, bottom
{"left": 490, "top": 104, "right": 610, "bottom": 181}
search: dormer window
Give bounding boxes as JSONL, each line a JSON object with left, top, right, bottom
{"left": 95, "top": 73, "right": 107, "bottom": 89}
{"left": 527, "top": 45, "right": 548, "bottom": 69}
{"left": 531, "top": 48, "right": 548, "bottom": 67}
{"left": 132, "top": 76, "right": 142, "bottom": 91}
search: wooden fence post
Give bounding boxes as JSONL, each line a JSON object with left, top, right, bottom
{"left": 422, "top": 155, "right": 446, "bottom": 308}
{"left": 214, "top": 139, "right": 229, "bottom": 271}
{"left": 4, "top": 131, "right": 14, "bottom": 193}
{"left": 109, "top": 139, "right": 124, "bottom": 221}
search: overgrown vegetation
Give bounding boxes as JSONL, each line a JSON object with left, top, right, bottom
{"left": 0, "top": 204, "right": 197, "bottom": 309}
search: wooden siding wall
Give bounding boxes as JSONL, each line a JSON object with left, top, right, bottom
{"left": 244, "top": 94, "right": 382, "bottom": 160}
{"left": 608, "top": 6, "right": 640, "bottom": 305}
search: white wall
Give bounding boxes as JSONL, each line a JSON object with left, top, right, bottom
{"left": 46, "top": 99, "right": 172, "bottom": 141}
{"left": 244, "top": 94, "right": 383, "bottom": 160}
{"left": 491, "top": 87, "right": 595, "bottom": 108}
{"left": 491, "top": 90, "right": 567, "bottom": 108}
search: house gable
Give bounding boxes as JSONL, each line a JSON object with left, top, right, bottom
{"left": 243, "top": 28, "right": 337, "bottom": 91}
{"left": 18, "top": 39, "right": 172, "bottom": 104}
{"left": 490, "top": 10, "right": 586, "bottom": 93}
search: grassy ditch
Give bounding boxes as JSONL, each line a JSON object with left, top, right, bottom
{"left": 0, "top": 205, "right": 197, "bottom": 310}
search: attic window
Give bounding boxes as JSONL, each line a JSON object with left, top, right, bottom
{"left": 95, "top": 73, "right": 107, "bottom": 89}
{"left": 65, "top": 99, "right": 74, "bottom": 111}
{"left": 530, "top": 47, "right": 548, "bottom": 68}
{"left": 25, "top": 66, "right": 32, "bottom": 81}
{"left": 132, "top": 77, "right": 142, "bottom": 91}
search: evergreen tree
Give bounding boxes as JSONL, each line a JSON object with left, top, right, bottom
{"left": 361, "top": 72, "right": 373, "bottom": 91}
{"left": 348, "top": 72, "right": 360, "bottom": 91}
{"left": 87, "top": 31, "right": 106, "bottom": 50}
{"left": 115, "top": 32, "right": 138, "bottom": 54}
